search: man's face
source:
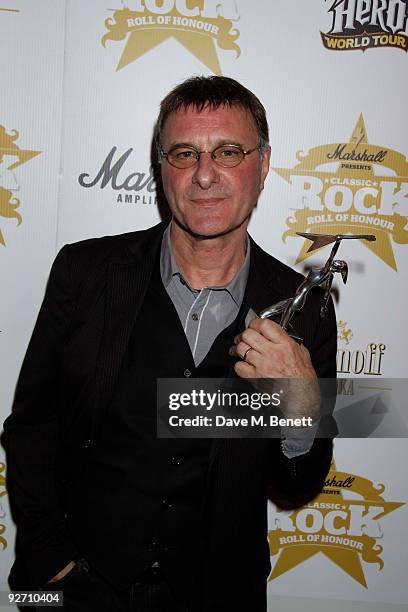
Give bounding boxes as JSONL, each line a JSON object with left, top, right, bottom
{"left": 160, "top": 104, "right": 270, "bottom": 239}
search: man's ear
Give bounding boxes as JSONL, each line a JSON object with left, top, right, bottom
{"left": 260, "top": 145, "right": 271, "bottom": 190}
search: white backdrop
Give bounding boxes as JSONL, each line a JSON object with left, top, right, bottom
{"left": 1, "top": 0, "right": 407, "bottom": 608}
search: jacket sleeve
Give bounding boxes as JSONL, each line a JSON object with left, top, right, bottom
{"left": 267, "top": 296, "right": 337, "bottom": 509}
{"left": 3, "top": 245, "right": 79, "bottom": 587}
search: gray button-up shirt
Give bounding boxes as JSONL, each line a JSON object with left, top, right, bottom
{"left": 160, "top": 223, "right": 316, "bottom": 458}
{"left": 160, "top": 223, "right": 250, "bottom": 367}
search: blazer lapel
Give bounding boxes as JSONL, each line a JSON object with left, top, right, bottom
{"left": 242, "top": 237, "right": 293, "bottom": 318}
{"left": 91, "top": 222, "right": 167, "bottom": 441}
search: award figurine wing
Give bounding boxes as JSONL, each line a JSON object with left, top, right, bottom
{"left": 256, "top": 233, "right": 376, "bottom": 337}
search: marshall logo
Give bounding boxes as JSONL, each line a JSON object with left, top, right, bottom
{"left": 268, "top": 460, "right": 404, "bottom": 587}
{"left": 0, "top": 125, "right": 41, "bottom": 246}
{"left": 102, "top": 0, "right": 240, "bottom": 74}
{"left": 273, "top": 114, "right": 408, "bottom": 270}
{"left": 322, "top": 0, "right": 408, "bottom": 52}
{"left": 78, "top": 146, "right": 157, "bottom": 206}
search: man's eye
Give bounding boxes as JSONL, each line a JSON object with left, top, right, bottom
{"left": 218, "top": 147, "right": 241, "bottom": 158}
{"left": 174, "top": 149, "right": 196, "bottom": 159}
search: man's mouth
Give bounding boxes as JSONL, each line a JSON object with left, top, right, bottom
{"left": 189, "top": 197, "right": 227, "bottom": 204}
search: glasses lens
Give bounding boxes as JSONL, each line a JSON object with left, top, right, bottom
{"left": 164, "top": 145, "right": 246, "bottom": 168}
{"left": 166, "top": 147, "right": 198, "bottom": 168}
{"left": 213, "top": 145, "right": 244, "bottom": 167}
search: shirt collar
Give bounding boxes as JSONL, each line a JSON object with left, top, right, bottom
{"left": 160, "top": 221, "right": 250, "bottom": 306}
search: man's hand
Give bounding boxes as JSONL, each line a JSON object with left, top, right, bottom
{"left": 47, "top": 560, "right": 76, "bottom": 583}
{"left": 229, "top": 318, "right": 320, "bottom": 418}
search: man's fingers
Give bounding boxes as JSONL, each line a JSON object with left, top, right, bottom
{"left": 230, "top": 320, "right": 317, "bottom": 381}
{"left": 298, "top": 343, "right": 313, "bottom": 368}
{"left": 234, "top": 328, "right": 270, "bottom": 353}
{"left": 229, "top": 341, "right": 259, "bottom": 365}
{"left": 234, "top": 360, "right": 256, "bottom": 378}
{"left": 248, "top": 318, "right": 290, "bottom": 343}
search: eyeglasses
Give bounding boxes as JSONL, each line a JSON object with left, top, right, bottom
{"left": 159, "top": 143, "right": 261, "bottom": 169}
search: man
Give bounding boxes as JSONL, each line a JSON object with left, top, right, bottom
{"left": 3, "top": 76, "right": 336, "bottom": 611}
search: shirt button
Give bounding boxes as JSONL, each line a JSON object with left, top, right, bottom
{"left": 183, "top": 369, "right": 191, "bottom": 377}
{"left": 170, "top": 456, "right": 182, "bottom": 466}
{"left": 148, "top": 540, "right": 158, "bottom": 552}
{"left": 161, "top": 499, "right": 174, "bottom": 509}
{"left": 192, "top": 312, "right": 199, "bottom": 321}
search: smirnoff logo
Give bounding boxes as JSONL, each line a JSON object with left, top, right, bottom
{"left": 336, "top": 322, "right": 386, "bottom": 377}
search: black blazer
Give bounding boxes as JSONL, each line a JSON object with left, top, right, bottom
{"left": 3, "top": 221, "right": 336, "bottom": 607}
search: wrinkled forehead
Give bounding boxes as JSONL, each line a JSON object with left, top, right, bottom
{"left": 161, "top": 103, "right": 259, "bottom": 147}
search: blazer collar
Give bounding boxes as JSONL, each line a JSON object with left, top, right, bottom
{"left": 241, "top": 235, "right": 292, "bottom": 318}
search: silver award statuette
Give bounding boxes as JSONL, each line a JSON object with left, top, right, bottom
{"left": 257, "top": 233, "right": 376, "bottom": 339}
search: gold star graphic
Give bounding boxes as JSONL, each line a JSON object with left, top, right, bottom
{"left": 118, "top": 28, "right": 222, "bottom": 74}
{"left": 102, "top": 7, "right": 240, "bottom": 75}
{"left": 273, "top": 115, "right": 408, "bottom": 270}
{"left": 268, "top": 461, "right": 404, "bottom": 587}
{"left": 0, "top": 125, "right": 41, "bottom": 246}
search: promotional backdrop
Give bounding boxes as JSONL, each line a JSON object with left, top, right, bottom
{"left": 1, "top": 1, "right": 407, "bottom": 609}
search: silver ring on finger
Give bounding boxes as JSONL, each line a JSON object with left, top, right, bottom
{"left": 243, "top": 347, "right": 253, "bottom": 362}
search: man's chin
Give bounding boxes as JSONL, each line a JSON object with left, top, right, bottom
{"left": 172, "top": 216, "right": 246, "bottom": 240}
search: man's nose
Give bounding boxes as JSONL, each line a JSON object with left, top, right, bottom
{"left": 191, "top": 152, "right": 220, "bottom": 189}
